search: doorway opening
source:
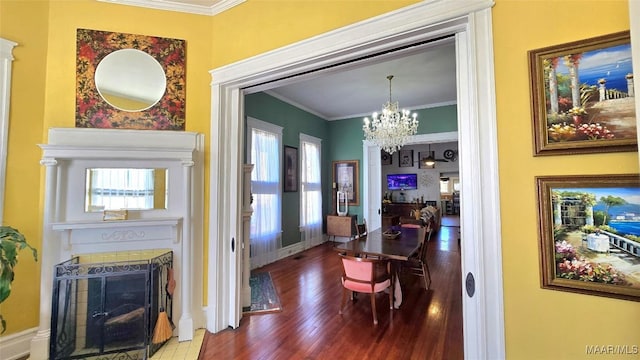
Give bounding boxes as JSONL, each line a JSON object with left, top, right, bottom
{"left": 208, "top": 3, "right": 503, "bottom": 358}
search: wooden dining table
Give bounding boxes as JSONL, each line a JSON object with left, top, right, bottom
{"left": 334, "top": 226, "right": 422, "bottom": 308}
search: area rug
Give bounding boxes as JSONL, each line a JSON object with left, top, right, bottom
{"left": 243, "top": 272, "right": 282, "bottom": 314}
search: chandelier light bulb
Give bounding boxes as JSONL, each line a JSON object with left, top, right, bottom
{"left": 362, "top": 75, "right": 418, "bottom": 154}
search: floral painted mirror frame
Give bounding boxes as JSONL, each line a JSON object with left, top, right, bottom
{"left": 76, "top": 29, "right": 186, "bottom": 130}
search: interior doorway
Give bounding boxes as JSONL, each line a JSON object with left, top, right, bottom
{"left": 208, "top": 2, "right": 504, "bottom": 358}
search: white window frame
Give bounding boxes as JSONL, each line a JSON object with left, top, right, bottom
{"left": 299, "top": 133, "right": 322, "bottom": 247}
{"left": 245, "top": 116, "right": 283, "bottom": 267}
{"left": 0, "top": 38, "right": 17, "bottom": 223}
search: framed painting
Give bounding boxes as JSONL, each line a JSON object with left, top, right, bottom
{"left": 76, "top": 29, "right": 186, "bottom": 130}
{"left": 333, "top": 160, "right": 359, "bottom": 206}
{"left": 529, "top": 31, "right": 636, "bottom": 155}
{"left": 381, "top": 150, "right": 392, "bottom": 165}
{"left": 284, "top": 145, "right": 298, "bottom": 192}
{"left": 536, "top": 174, "right": 640, "bottom": 302}
{"left": 398, "top": 149, "right": 413, "bottom": 168}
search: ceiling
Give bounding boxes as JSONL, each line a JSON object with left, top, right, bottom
{"left": 254, "top": 38, "right": 457, "bottom": 121}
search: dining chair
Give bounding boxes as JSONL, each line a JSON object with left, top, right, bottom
{"left": 356, "top": 218, "right": 368, "bottom": 238}
{"left": 404, "top": 224, "right": 432, "bottom": 290}
{"left": 338, "top": 253, "right": 393, "bottom": 325}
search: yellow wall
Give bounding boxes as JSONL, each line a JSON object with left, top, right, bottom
{"left": 494, "top": 0, "right": 639, "bottom": 359}
{"left": 0, "top": 0, "right": 416, "bottom": 336}
{"left": 0, "top": 0, "right": 49, "bottom": 335}
{"left": 1, "top": 0, "right": 638, "bottom": 358}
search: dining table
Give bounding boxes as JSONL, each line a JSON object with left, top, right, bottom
{"left": 334, "top": 226, "right": 422, "bottom": 308}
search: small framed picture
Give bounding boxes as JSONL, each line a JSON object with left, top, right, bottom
{"left": 398, "top": 149, "right": 413, "bottom": 168}
{"left": 283, "top": 145, "right": 298, "bottom": 192}
{"left": 381, "top": 150, "right": 392, "bottom": 165}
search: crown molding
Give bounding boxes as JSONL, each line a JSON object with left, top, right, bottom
{"left": 98, "top": 0, "right": 244, "bottom": 16}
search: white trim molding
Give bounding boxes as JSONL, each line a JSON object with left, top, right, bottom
{"left": 0, "top": 327, "right": 37, "bottom": 360}
{"left": 98, "top": 0, "right": 245, "bottom": 16}
{"left": 208, "top": 1, "right": 504, "bottom": 359}
{"left": 0, "top": 37, "right": 17, "bottom": 224}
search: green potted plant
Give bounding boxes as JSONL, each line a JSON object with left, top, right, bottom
{"left": 0, "top": 226, "right": 37, "bottom": 333}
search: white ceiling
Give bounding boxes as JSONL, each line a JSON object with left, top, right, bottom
{"left": 251, "top": 38, "right": 457, "bottom": 121}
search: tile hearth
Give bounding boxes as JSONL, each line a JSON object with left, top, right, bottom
{"left": 150, "top": 329, "right": 204, "bottom": 359}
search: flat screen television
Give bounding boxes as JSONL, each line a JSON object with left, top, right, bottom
{"left": 387, "top": 173, "right": 418, "bottom": 190}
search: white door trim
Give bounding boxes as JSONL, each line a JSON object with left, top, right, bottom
{"left": 208, "top": 1, "right": 504, "bottom": 358}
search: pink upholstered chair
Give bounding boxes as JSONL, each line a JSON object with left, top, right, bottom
{"left": 338, "top": 254, "right": 393, "bottom": 325}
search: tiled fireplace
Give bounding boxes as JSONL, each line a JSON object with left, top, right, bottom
{"left": 50, "top": 250, "right": 173, "bottom": 360}
{"left": 30, "top": 128, "right": 204, "bottom": 360}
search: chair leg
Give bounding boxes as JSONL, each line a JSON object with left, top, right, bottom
{"left": 370, "top": 293, "right": 378, "bottom": 325}
{"left": 422, "top": 262, "right": 432, "bottom": 290}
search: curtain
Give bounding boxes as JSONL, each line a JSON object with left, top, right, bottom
{"left": 300, "top": 134, "right": 322, "bottom": 248}
{"left": 88, "top": 168, "right": 155, "bottom": 210}
{"left": 248, "top": 121, "right": 282, "bottom": 268}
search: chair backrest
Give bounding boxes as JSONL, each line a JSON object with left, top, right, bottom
{"left": 339, "top": 254, "right": 387, "bottom": 284}
{"left": 356, "top": 219, "right": 367, "bottom": 238}
{"left": 413, "top": 224, "right": 432, "bottom": 263}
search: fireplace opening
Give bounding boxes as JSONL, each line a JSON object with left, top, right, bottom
{"left": 50, "top": 251, "right": 174, "bottom": 360}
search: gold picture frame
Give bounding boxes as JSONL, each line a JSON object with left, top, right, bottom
{"left": 536, "top": 174, "right": 640, "bottom": 302}
{"left": 332, "top": 160, "right": 359, "bottom": 206}
{"left": 529, "top": 31, "right": 636, "bottom": 156}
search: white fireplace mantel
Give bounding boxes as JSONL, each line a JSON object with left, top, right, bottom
{"left": 30, "top": 128, "right": 205, "bottom": 360}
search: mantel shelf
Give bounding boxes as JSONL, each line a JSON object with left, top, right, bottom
{"left": 51, "top": 217, "right": 182, "bottom": 231}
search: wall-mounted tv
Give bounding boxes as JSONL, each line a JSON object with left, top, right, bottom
{"left": 387, "top": 173, "right": 418, "bottom": 190}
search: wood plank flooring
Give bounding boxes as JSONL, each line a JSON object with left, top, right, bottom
{"left": 199, "top": 219, "right": 463, "bottom": 360}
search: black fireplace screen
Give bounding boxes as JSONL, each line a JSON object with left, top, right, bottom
{"left": 50, "top": 251, "right": 174, "bottom": 360}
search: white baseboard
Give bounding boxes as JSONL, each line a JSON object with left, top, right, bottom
{"left": 277, "top": 241, "right": 305, "bottom": 259}
{"left": 0, "top": 327, "right": 37, "bottom": 360}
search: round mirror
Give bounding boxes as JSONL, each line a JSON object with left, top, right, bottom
{"left": 95, "top": 49, "right": 166, "bottom": 112}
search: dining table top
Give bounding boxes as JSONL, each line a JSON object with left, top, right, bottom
{"left": 333, "top": 226, "right": 422, "bottom": 261}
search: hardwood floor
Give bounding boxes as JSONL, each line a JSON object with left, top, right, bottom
{"left": 199, "top": 218, "right": 463, "bottom": 360}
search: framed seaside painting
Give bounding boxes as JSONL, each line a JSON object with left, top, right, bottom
{"left": 529, "top": 31, "right": 636, "bottom": 156}
{"left": 536, "top": 174, "right": 640, "bottom": 302}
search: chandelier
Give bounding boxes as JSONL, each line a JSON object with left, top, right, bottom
{"left": 363, "top": 75, "right": 418, "bottom": 154}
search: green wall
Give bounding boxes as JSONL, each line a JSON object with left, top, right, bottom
{"left": 245, "top": 92, "right": 330, "bottom": 247}
{"left": 246, "top": 93, "right": 457, "bottom": 248}
{"left": 329, "top": 104, "right": 459, "bottom": 221}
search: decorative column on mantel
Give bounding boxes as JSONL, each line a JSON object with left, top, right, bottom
{"left": 29, "top": 157, "right": 59, "bottom": 360}
{"left": 179, "top": 159, "right": 194, "bottom": 341}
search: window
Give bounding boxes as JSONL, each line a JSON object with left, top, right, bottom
{"left": 299, "top": 134, "right": 322, "bottom": 246}
{"left": 247, "top": 117, "right": 282, "bottom": 268}
{"left": 440, "top": 176, "right": 460, "bottom": 195}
